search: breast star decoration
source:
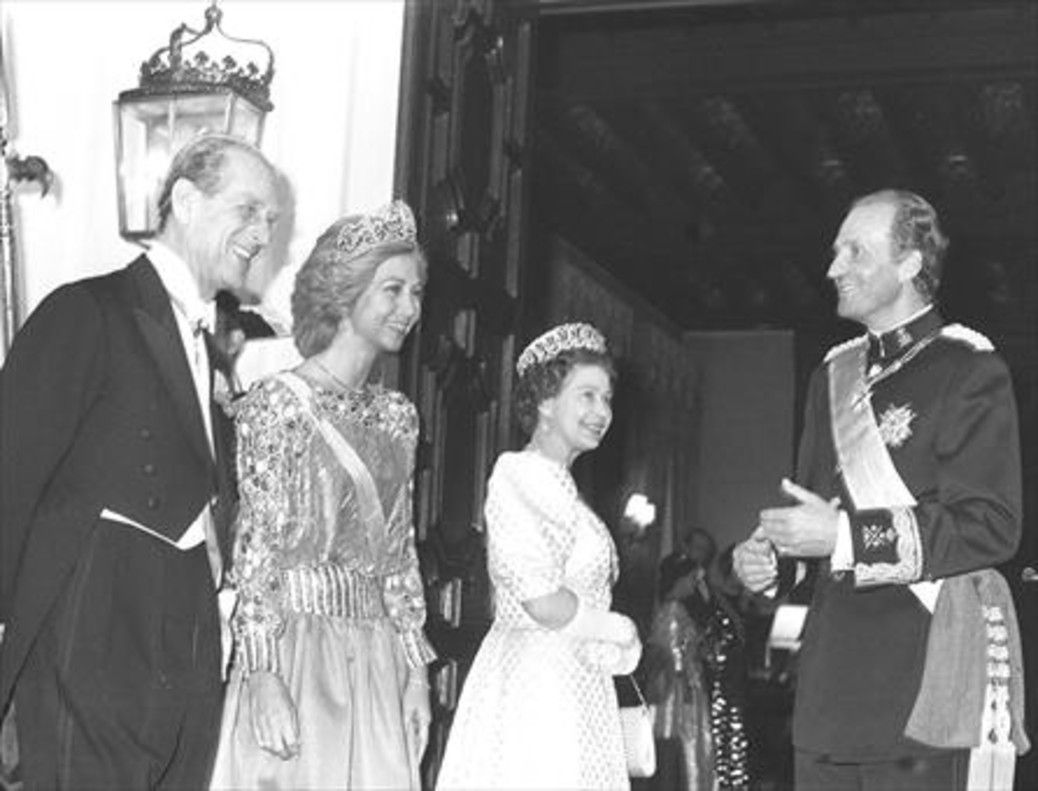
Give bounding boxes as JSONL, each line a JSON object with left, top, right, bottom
{"left": 877, "top": 403, "right": 916, "bottom": 448}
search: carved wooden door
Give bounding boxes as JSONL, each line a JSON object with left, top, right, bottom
{"left": 394, "top": 1, "right": 535, "bottom": 786}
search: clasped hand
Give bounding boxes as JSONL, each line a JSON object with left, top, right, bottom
{"left": 759, "top": 478, "right": 840, "bottom": 557}
{"left": 733, "top": 478, "right": 840, "bottom": 593}
{"left": 577, "top": 632, "right": 642, "bottom": 675}
{"left": 569, "top": 608, "right": 642, "bottom": 675}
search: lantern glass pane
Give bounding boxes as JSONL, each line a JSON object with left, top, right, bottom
{"left": 116, "top": 91, "right": 248, "bottom": 238}
{"left": 117, "top": 98, "right": 175, "bottom": 235}
{"left": 228, "top": 99, "right": 263, "bottom": 143}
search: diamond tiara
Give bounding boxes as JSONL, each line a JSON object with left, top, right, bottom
{"left": 516, "top": 322, "right": 608, "bottom": 375}
{"left": 335, "top": 200, "right": 417, "bottom": 259}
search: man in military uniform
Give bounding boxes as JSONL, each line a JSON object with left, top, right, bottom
{"left": 734, "top": 189, "right": 1023, "bottom": 789}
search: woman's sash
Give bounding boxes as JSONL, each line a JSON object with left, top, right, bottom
{"left": 827, "top": 343, "right": 941, "bottom": 610}
{"left": 277, "top": 372, "right": 387, "bottom": 545}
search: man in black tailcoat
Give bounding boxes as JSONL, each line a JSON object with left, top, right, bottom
{"left": 734, "top": 189, "right": 1022, "bottom": 790}
{"left": 0, "top": 133, "right": 280, "bottom": 788}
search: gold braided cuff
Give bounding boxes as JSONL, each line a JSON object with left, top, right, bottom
{"left": 853, "top": 507, "right": 923, "bottom": 586}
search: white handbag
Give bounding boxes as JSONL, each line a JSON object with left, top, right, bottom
{"left": 619, "top": 676, "right": 657, "bottom": 777}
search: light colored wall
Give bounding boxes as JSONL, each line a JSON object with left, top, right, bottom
{"left": 2, "top": 0, "right": 404, "bottom": 332}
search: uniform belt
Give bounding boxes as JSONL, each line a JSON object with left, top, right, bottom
{"left": 283, "top": 564, "right": 384, "bottom": 620}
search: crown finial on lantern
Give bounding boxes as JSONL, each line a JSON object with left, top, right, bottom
{"left": 137, "top": 0, "right": 275, "bottom": 111}
{"left": 114, "top": 1, "right": 276, "bottom": 240}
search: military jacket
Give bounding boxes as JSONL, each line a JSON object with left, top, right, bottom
{"left": 792, "top": 308, "right": 1022, "bottom": 761}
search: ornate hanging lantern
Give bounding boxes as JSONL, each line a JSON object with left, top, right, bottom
{"left": 114, "top": 1, "right": 274, "bottom": 240}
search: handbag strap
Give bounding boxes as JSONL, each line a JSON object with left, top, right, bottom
{"left": 628, "top": 674, "right": 648, "bottom": 709}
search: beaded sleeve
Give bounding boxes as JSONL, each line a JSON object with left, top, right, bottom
{"left": 229, "top": 378, "right": 313, "bottom": 676}
{"left": 378, "top": 395, "right": 436, "bottom": 669}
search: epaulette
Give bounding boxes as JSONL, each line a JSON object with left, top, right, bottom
{"left": 940, "top": 323, "right": 994, "bottom": 352}
{"left": 824, "top": 334, "right": 867, "bottom": 363}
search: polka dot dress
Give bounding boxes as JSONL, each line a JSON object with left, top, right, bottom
{"left": 437, "top": 451, "right": 629, "bottom": 790}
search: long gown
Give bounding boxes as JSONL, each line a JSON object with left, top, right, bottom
{"left": 210, "top": 372, "right": 435, "bottom": 790}
{"left": 650, "top": 599, "right": 715, "bottom": 791}
{"left": 436, "top": 450, "right": 629, "bottom": 791}
{"left": 685, "top": 590, "right": 750, "bottom": 789}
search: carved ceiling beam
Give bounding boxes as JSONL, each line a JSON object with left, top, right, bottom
{"left": 740, "top": 92, "right": 856, "bottom": 219}
{"left": 879, "top": 84, "right": 987, "bottom": 216}
{"left": 681, "top": 94, "right": 817, "bottom": 225}
{"left": 635, "top": 100, "right": 734, "bottom": 223}
{"left": 823, "top": 88, "right": 913, "bottom": 191}
{"left": 540, "top": 4, "right": 1037, "bottom": 101}
{"left": 550, "top": 101, "right": 699, "bottom": 237}
{"left": 972, "top": 81, "right": 1037, "bottom": 218}
{"left": 534, "top": 124, "right": 709, "bottom": 304}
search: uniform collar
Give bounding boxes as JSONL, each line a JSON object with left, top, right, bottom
{"left": 867, "top": 305, "right": 942, "bottom": 367}
{"left": 145, "top": 241, "right": 215, "bottom": 333}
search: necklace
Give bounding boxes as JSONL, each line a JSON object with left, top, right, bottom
{"left": 313, "top": 358, "right": 360, "bottom": 392}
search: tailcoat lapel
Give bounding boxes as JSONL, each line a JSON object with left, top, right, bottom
{"left": 126, "top": 256, "right": 212, "bottom": 467}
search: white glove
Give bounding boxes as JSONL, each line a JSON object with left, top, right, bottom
{"left": 578, "top": 636, "right": 643, "bottom": 675}
{"left": 561, "top": 599, "right": 638, "bottom": 647}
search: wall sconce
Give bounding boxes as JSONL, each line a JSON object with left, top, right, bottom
{"left": 113, "top": 1, "right": 274, "bottom": 241}
{"left": 623, "top": 492, "right": 657, "bottom": 534}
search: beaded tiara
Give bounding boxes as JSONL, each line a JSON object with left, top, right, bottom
{"left": 335, "top": 199, "right": 417, "bottom": 259}
{"left": 516, "top": 322, "right": 607, "bottom": 376}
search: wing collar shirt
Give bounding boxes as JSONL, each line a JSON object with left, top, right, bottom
{"left": 113, "top": 243, "right": 234, "bottom": 673}
{"left": 99, "top": 241, "right": 216, "bottom": 553}
{"left": 147, "top": 239, "right": 217, "bottom": 454}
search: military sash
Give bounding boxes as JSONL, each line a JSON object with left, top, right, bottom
{"left": 829, "top": 331, "right": 1025, "bottom": 788}
{"left": 827, "top": 341, "right": 941, "bottom": 609}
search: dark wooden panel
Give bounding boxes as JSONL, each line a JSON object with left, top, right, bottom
{"left": 396, "top": 1, "right": 535, "bottom": 786}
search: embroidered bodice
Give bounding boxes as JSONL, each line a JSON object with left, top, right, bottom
{"left": 230, "top": 375, "right": 432, "bottom": 673}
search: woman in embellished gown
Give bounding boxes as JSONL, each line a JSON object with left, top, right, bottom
{"left": 649, "top": 551, "right": 716, "bottom": 791}
{"left": 210, "top": 200, "right": 435, "bottom": 789}
{"left": 681, "top": 533, "right": 750, "bottom": 790}
{"left": 437, "top": 322, "right": 642, "bottom": 791}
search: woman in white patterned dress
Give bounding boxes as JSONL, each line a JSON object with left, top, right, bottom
{"left": 437, "top": 322, "right": 642, "bottom": 790}
{"left": 210, "top": 201, "right": 434, "bottom": 789}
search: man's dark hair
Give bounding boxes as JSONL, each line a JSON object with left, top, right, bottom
{"left": 155, "top": 134, "right": 262, "bottom": 231}
{"left": 853, "top": 189, "right": 949, "bottom": 302}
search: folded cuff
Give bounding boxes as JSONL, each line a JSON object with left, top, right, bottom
{"left": 238, "top": 627, "right": 282, "bottom": 676}
{"left": 399, "top": 628, "right": 437, "bottom": 669}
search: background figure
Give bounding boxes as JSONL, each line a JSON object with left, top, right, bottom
{"left": 210, "top": 200, "right": 434, "bottom": 789}
{"left": 680, "top": 530, "right": 750, "bottom": 789}
{"left": 647, "top": 551, "right": 715, "bottom": 791}
{"left": 437, "top": 322, "right": 641, "bottom": 790}
{"left": 716, "top": 544, "right": 796, "bottom": 791}
{"left": 734, "top": 189, "right": 1023, "bottom": 790}
{"left": 0, "top": 134, "right": 279, "bottom": 788}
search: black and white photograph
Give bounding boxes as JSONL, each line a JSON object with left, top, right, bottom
{"left": 1, "top": 1, "right": 1035, "bottom": 789}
